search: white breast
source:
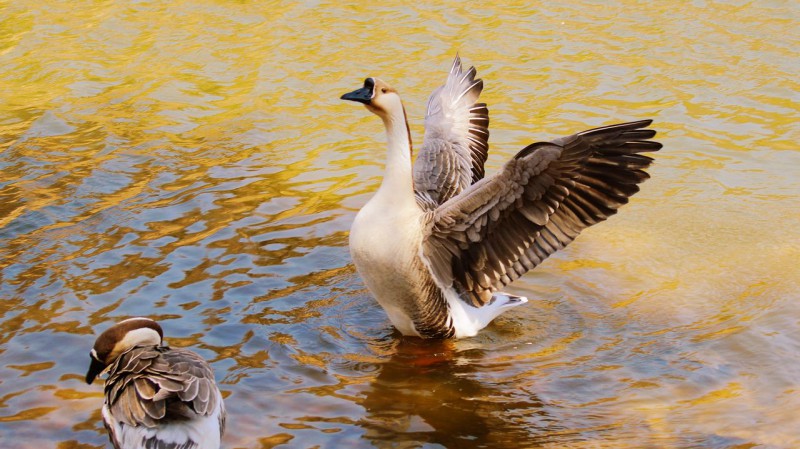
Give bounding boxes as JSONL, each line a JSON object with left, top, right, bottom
{"left": 349, "top": 198, "right": 426, "bottom": 336}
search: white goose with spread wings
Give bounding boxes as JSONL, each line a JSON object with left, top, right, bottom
{"left": 341, "top": 56, "right": 662, "bottom": 338}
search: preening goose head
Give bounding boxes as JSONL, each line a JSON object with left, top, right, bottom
{"left": 85, "top": 317, "right": 163, "bottom": 384}
{"left": 341, "top": 77, "right": 403, "bottom": 121}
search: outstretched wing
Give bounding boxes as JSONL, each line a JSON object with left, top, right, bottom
{"left": 414, "top": 55, "right": 490, "bottom": 208}
{"left": 422, "top": 120, "right": 662, "bottom": 307}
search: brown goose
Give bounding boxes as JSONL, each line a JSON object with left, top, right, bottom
{"left": 341, "top": 55, "right": 662, "bottom": 339}
{"left": 86, "top": 318, "right": 225, "bottom": 449}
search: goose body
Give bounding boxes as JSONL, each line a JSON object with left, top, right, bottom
{"left": 342, "top": 56, "right": 662, "bottom": 338}
{"left": 86, "top": 318, "right": 225, "bottom": 449}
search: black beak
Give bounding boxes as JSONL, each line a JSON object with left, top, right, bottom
{"left": 341, "top": 78, "right": 374, "bottom": 105}
{"left": 86, "top": 357, "right": 106, "bottom": 384}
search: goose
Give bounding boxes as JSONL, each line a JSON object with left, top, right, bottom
{"left": 86, "top": 317, "right": 225, "bottom": 449}
{"left": 341, "top": 55, "right": 662, "bottom": 339}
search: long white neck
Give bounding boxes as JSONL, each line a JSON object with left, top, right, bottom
{"left": 374, "top": 99, "right": 416, "bottom": 208}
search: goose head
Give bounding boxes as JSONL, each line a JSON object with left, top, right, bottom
{"left": 341, "top": 77, "right": 404, "bottom": 121}
{"left": 85, "top": 317, "right": 163, "bottom": 384}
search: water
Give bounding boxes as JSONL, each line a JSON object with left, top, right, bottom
{"left": 1, "top": 1, "right": 799, "bottom": 448}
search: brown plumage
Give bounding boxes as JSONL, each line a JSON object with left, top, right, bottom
{"left": 104, "top": 346, "right": 221, "bottom": 427}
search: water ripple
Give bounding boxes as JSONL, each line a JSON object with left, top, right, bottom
{"left": 1, "top": 1, "right": 799, "bottom": 448}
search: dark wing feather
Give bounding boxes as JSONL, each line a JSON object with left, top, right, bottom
{"left": 414, "top": 55, "right": 490, "bottom": 208}
{"left": 423, "top": 120, "right": 662, "bottom": 307}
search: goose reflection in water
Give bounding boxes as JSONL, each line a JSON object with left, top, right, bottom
{"left": 359, "top": 338, "right": 548, "bottom": 448}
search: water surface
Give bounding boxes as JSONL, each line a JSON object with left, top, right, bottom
{"left": 1, "top": 1, "right": 799, "bottom": 448}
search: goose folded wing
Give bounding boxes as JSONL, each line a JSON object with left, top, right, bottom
{"left": 414, "top": 55, "right": 490, "bottom": 208}
{"left": 155, "top": 348, "right": 219, "bottom": 416}
{"left": 423, "top": 120, "right": 661, "bottom": 307}
{"left": 108, "top": 347, "right": 219, "bottom": 427}
{"left": 106, "top": 347, "right": 165, "bottom": 427}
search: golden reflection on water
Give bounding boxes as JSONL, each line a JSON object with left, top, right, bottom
{"left": 1, "top": 1, "right": 799, "bottom": 448}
